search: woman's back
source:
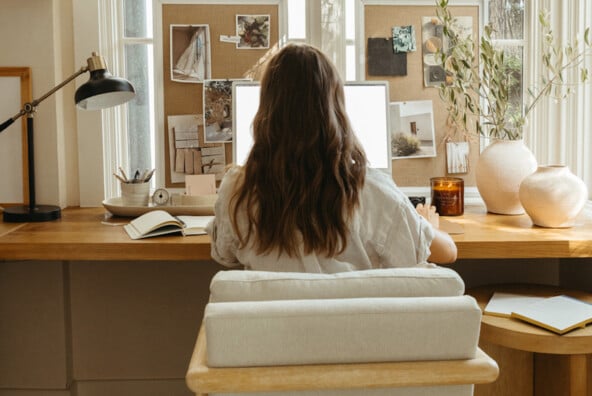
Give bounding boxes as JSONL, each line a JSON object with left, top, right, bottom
{"left": 210, "top": 167, "right": 434, "bottom": 273}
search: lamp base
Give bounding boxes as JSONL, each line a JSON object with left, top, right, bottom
{"left": 3, "top": 204, "right": 61, "bottom": 222}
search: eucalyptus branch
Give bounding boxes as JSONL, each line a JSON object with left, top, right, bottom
{"left": 524, "top": 47, "right": 592, "bottom": 118}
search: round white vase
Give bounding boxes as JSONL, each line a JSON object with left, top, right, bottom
{"left": 519, "top": 165, "right": 588, "bottom": 228}
{"left": 475, "top": 139, "right": 537, "bottom": 215}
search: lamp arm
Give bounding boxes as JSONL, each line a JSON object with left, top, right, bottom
{"left": 31, "top": 66, "right": 88, "bottom": 109}
{"left": 0, "top": 66, "right": 88, "bottom": 133}
{"left": 0, "top": 110, "right": 26, "bottom": 132}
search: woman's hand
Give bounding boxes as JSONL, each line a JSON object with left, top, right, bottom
{"left": 416, "top": 204, "right": 457, "bottom": 264}
{"left": 416, "top": 203, "right": 440, "bottom": 229}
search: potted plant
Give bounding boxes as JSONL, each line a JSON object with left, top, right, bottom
{"left": 435, "top": 0, "right": 591, "bottom": 214}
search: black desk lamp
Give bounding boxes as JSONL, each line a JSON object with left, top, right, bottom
{"left": 0, "top": 52, "right": 135, "bottom": 222}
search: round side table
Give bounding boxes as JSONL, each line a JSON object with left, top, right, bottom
{"left": 468, "top": 284, "right": 592, "bottom": 396}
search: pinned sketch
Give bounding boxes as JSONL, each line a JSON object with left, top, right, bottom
{"left": 220, "top": 35, "right": 241, "bottom": 44}
{"left": 390, "top": 101, "right": 437, "bottom": 159}
{"left": 168, "top": 115, "right": 202, "bottom": 183}
{"left": 167, "top": 114, "right": 227, "bottom": 183}
{"left": 236, "top": 15, "right": 270, "bottom": 49}
{"left": 200, "top": 146, "right": 226, "bottom": 181}
{"left": 170, "top": 24, "right": 211, "bottom": 83}
{"left": 446, "top": 141, "right": 470, "bottom": 174}
{"left": 422, "top": 16, "right": 472, "bottom": 87}
{"left": 203, "top": 79, "right": 249, "bottom": 143}
{"left": 174, "top": 126, "right": 199, "bottom": 148}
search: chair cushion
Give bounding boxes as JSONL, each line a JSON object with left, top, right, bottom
{"left": 209, "top": 267, "right": 465, "bottom": 302}
{"left": 205, "top": 295, "right": 481, "bottom": 367}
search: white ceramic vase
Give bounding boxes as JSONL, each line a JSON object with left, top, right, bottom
{"left": 519, "top": 165, "right": 588, "bottom": 228}
{"left": 475, "top": 139, "right": 537, "bottom": 215}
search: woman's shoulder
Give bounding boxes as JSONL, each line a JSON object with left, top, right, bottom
{"left": 364, "top": 168, "right": 403, "bottom": 194}
{"left": 218, "top": 165, "right": 243, "bottom": 190}
{"left": 214, "top": 166, "right": 244, "bottom": 205}
{"left": 361, "top": 168, "right": 411, "bottom": 209}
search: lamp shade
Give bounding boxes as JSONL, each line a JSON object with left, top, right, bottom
{"left": 75, "top": 69, "right": 135, "bottom": 110}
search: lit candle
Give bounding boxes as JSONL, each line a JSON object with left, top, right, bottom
{"left": 430, "top": 177, "right": 464, "bottom": 216}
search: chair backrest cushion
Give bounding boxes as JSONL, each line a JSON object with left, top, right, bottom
{"left": 205, "top": 267, "right": 480, "bottom": 369}
{"left": 209, "top": 267, "right": 465, "bottom": 302}
{"left": 205, "top": 295, "right": 481, "bottom": 367}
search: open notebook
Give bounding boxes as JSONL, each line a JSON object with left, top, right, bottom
{"left": 485, "top": 292, "right": 592, "bottom": 334}
{"left": 124, "top": 210, "right": 214, "bottom": 239}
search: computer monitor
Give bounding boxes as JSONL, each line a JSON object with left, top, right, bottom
{"left": 232, "top": 81, "right": 392, "bottom": 174}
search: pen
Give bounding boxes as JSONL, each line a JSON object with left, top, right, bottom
{"left": 113, "top": 173, "right": 127, "bottom": 184}
{"left": 118, "top": 166, "right": 129, "bottom": 183}
{"left": 143, "top": 169, "right": 156, "bottom": 182}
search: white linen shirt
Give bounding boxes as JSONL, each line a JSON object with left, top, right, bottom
{"left": 206, "top": 167, "right": 435, "bottom": 273}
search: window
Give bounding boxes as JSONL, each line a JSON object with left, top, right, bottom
{"left": 288, "top": 0, "right": 306, "bottom": 40}
{"left": 485, "top": 0, "right": 525, "bottom": 126}
{"left": 73, "top": 0, "right": 155, "bottom": 205}
{"left": 345, "top": 0, "right": 356, "bottom": 80}
{"left": 122, "top": 0, "right": 155, "bottom": 184}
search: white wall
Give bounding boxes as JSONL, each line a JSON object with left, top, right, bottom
{"left": 0, "top": 0, "right": 79, "bottom": 208}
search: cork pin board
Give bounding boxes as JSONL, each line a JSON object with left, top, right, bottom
{"left": 161, "top": 3, "right": 279, "bottom": 188}
{"left": 363, "top": 3, "right": 480, "bottom": 188}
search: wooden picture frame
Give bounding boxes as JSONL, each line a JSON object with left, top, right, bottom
{"left": 0, "top": 67, "right": 31, "bottom": 206}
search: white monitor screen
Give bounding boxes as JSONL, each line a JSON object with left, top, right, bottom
{"left": 232, "top": 81, "right": 392, "bottom": 173}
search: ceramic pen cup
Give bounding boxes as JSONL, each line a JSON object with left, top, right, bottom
{"left": 430, "top": 177, "right": 464, "bottom": 216}
{"left": 121, "top": 182, "right": 150, "bottom": 206}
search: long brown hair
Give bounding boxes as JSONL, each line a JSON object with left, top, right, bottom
{"left": 230, "top": 43, "right": 367, "bottom": 257}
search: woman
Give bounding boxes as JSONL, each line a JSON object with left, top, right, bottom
{"left": 207, "top": 43, "right": 457, "bottom": 273}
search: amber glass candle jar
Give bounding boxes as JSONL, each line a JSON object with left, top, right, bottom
{"left": 430, "top": 177, "right": 464, "bottom": 216}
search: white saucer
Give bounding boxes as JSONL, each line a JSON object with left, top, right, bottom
{"left": 102, "top": 197, "right": 215, "bottom": 217}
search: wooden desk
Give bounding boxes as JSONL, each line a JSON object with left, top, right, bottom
{"left": 0, "top": 203, "right": 591, "bottom": 261}
{"left": 0, "top": 207, "right": 211, "bottom": 261}
{"left": 448, "top": 202, "right": 592, "bottom": 259}
{"left": 0, "top": 204, "right": 590, "bottom": 396}
{"left": 469, "top": 285, "right": 592, "bottom": 396}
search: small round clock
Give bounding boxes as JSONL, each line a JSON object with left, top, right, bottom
{"left": 152, "top": 188, "right": 170, "bottom": 206}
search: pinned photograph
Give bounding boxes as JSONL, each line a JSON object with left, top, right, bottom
{"left": 236, "top": 15, "right": 270, "bottom": 49}
{"left": 203, "top": 79, "right": 248, "bottom": 143}
{"left": 392, "top": 25, "right": 416, "bottom": 53}
{"left": 390, "top": 100, "right": 437, "bottom": 159}
{"left": 422, "top": 16, "right": 471, "bottom": 87}
{"left": 170, "top": 24, "right": 211, "bottom": 83}
{"left": 446, "top": 141, "right": 470, "bottom": 174}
